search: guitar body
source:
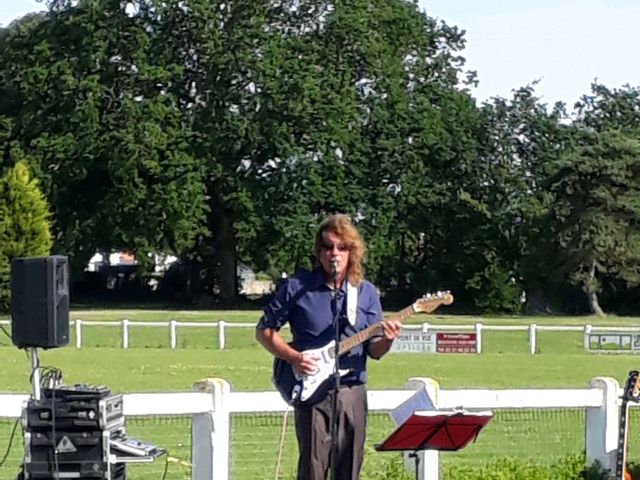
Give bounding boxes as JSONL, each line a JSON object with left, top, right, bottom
{"left": 271, "top": 291, "right": 454, "bottom": 406}
{"left": 272, "top": 357, "right": 301, "bottom": 405}
{"left": 272, "top": 341, "right": 349, "bottom": 406}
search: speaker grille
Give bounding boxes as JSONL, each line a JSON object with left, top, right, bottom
{"left": 10, "top": 256, "right": 70, "bottom": 349}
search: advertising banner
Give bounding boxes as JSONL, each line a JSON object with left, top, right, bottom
{"left": 390, "top": 330, "right": 436, "bottom": 353}
{"left": 586, "top": 332, "right": 640, "bottom": 353}
{"left": 436, "top": 333, "right": 478, "bottom": 353}
{"left": 390, "top": 330, "right": 478, "bottom": 354}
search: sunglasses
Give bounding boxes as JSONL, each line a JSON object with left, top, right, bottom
{"left": 321, "top": 242, "right": 350, "bottom": 252}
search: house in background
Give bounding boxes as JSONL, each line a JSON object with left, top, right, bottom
{"left": 84, "top": 252, "right": 273, "bottom": 296}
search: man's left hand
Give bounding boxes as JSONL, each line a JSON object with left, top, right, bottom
{"left": 382, "top": 320, "right": 402, "bottom": 341}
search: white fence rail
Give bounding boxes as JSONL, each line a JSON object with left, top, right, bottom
{"left": 0, "top": 377, "right": 628, "bottom": 479}
{"left": 0, "top": 382, "right": 225, "bottom": 480}
{"left": 0, "top": 319, "right": 635, "bottom": 354}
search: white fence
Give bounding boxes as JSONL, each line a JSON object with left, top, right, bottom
{"left": 1, "top": 319, "right": 635, "bottom": 353}
{"left": 0, "top": 381, "right": 227, "bottom": 480}
{"left": 0, "top": 377, "right": 629, "bottom": 479}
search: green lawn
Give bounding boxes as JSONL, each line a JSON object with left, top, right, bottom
{"left": 2, "top": 310, "right": 638, "bottom": 392}
{"left": 1, "top": 310, "right": 640, "bottom": 479}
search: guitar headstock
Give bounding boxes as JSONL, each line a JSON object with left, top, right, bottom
{"left": 412, "top": 291, "right": 454, "bottom": 314}
{"left": 623, "top": 370, "right": 640, "bottom": 402}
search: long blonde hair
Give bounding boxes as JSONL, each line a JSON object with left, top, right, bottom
{"left": 313, "top": 214, "right": 365, "bottom": 285}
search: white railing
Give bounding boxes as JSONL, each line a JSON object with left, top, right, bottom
{"left": 0, "top": 380, "right": 226, "bottom": 480}
{"left": 1, "top": 319, "right": 636, "bottom": 354}
{"left": 0, "top": 376, "right": 626, "bottom": 479}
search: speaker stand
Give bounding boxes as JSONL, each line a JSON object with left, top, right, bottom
{"left": 28, "top": 348, "right": 41, "bottom": 400}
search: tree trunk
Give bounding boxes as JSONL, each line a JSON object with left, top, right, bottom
{"left": 397, "top": 234, "right": 406, "bottom": 290}
{"left": 587, "top": 291, "right": 605, "bottom": 317}
{"left": 210, "top": 201, "right": 238, "bottom": 307}
{"left": 587, "top": 262, "right": 605, "bottom": 317}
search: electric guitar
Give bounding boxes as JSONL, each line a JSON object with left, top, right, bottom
{"left": 272, "top": 291, "right": 454, "bottom": 406}
{"left": 616, "top": 370, "right": 640, "bottom": 480}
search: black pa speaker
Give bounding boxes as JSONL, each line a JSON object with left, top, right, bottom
{"left": 10, "top": 255, "right": 70, "bottom": 349}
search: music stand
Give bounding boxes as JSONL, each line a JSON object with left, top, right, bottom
{"left": 375, "top": 410, "right": 493, "bottom": 480}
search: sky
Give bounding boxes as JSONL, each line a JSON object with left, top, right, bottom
{"left": 1, "top": 0, "right": 639, "bottom": 108}
{"left": 419, "top": 0, "right": 640, "bottom": 107}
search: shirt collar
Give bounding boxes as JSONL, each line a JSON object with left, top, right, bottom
{"left": 309, "top": 267, "right": 347, "bottom": 293}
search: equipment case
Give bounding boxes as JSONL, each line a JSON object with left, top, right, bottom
{"left": 23, "top": 430, "right": 125, "bottom": 479}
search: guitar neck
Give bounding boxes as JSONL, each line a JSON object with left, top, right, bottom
{"left": 337, "top": 304, "right": 415, "bottom": 356}
{"left": 616, "top": 370, "right": 640, "bottom": 480}
{"left": 616, "top": 399, "right": 630, "bottom": 479}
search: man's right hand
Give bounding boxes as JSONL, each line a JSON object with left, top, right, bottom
{"left": 256, "top": 327, "right": 319, "bottom": 375}
{"left": 292, "top": 351, "right": 320, "bottom": 376}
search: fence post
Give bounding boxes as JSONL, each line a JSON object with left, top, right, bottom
{"left": 170, "top": 320, "right": 177, "bottom": 349}
{"left": 584, "top": 324, "right": 592, "bottom": 351}
{"left": 122, "top": 319, "right": 129, "bottom": 349}
{"left": 75, "top": 320, "right": 82, "bottom": 349}
{"left": 192, "top": 378, "right": 230, "bottom": 480}
{"left": 422, "top": 322, "right": 430, "bottom": 333}
{"left": 585, "top": 376, "right": 619, "bottom": 473}
{"left": 218, "top": 321, "right": 226, "bottom": 350}
{"left": 529, "top": 324, "right": 537, "bottom": 355}
{"left": 403, "top": 377, "right": 440, "bottom": 480}
{"left": 475, "top": 323, "right": 483, "bottom": 354}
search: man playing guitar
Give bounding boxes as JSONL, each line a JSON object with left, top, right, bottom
{"left": 255, "top": 214, "right": 401, "bottom": 480}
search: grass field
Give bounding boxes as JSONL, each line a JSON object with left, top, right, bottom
{"left": 1, "top": 310, "right": 640, "bottom": 479}
{"left": 2, "top": 310, "right": 638, "bottom": 392}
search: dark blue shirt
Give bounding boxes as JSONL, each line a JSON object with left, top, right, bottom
{"left": 256, "top": 268, "right": 383, "bottom": 385}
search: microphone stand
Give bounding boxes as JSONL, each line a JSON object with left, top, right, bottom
{"left": 329, "top": 262, "right": 340, "bottom": 480}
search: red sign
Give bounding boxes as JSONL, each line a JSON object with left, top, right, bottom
{"left": 436, "top": 333, "right": 478, "bottom": 353}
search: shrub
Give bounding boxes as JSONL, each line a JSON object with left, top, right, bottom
{"left": 443, "top": 455, "right": 605, "bottom": 480}
{"left": 466, "top": 256, "right": 523, "bottom": 314}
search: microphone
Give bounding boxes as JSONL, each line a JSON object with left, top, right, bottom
{"left": 331, "top": 260, "right": 339, "bottom": 276}
{"left": 330, "top": 260, "right": 339, "bottom": 298}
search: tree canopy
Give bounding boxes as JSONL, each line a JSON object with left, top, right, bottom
{"left": 1, "top": 1, "right": 640, "bottom": 315}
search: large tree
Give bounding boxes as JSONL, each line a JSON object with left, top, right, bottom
{"left": 469, "top": 86, "right": 570, "bottom": 313}
{"left": 545, "top": 128, "right": 640, "bottom": 316}
{"left": 123, "top": 0, "right": 480, "bottom": 304}
{"left": 0, "top": 0, "right": 207, "bottom": 277}
{"left": 537, "top": 83, "right": 640, "bottom": 315}
{"left": 1, "top": 0, "right": 500, "bottom": 308}
{"left": 247, "top": 0, "right": 481, "bottom": 305}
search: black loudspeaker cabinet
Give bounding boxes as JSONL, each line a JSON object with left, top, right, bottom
{"left": 11, "top": 255, "right": 70, "bottom": 349}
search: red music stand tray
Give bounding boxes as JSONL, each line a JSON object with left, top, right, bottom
{"left": 375, "top": 410, "right": 493, "bottom": 479}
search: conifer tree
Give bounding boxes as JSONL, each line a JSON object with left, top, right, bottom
{"left": 0, "top": 156, "right": 52, "bottom": 311}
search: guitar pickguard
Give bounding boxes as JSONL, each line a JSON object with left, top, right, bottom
{"left": 291, "top": 341, "right": 350, "bottom": 402}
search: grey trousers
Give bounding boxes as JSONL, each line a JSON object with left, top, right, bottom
{"left": 294, "top": 384, "right": 367, "bottom": 480}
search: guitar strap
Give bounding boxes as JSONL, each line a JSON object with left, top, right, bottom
{"left": 347, "top": 282, "right": 358, "bottom": 326}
